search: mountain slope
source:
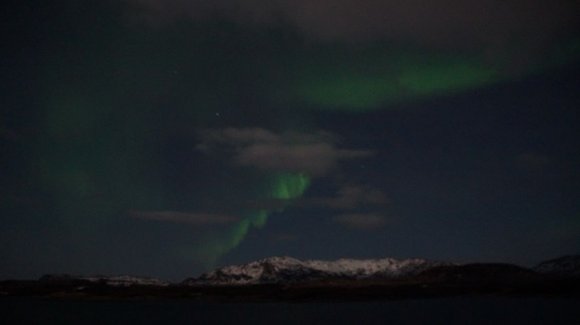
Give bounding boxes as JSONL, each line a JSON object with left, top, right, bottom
{"left": 183, "top": 256, "right": 450, "bottom": 285}
{"left": 534, "top": 255, "right": 580, "bottom": 277}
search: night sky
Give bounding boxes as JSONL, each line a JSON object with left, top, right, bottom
{"left": 2, "top": 0, "right": 579, "bottom": 280}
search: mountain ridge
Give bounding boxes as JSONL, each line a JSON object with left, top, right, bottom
{"left": 534, "top": 255, "right": 580, "bottom": 276}
{"left": 183, "top": 256, "right": 454, "bottom": 286}
{"left": 30, "top": 254, "right": 580, "bottom": 286}
{"left": 2, "top": 255, "right": 579, "bottom": 301}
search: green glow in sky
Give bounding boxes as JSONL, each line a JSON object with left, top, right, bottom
{"left": 398, "top": 60, "right": 496, "bottom": 96}
{"left": 288, "top": 51, "right": 497, "bottom": 111}
{"left": 269, "top": 173, "right": 311, "bottom": 200}
{"left": 195, "top": 173, "right": 310, "bottom": 267}
{"left": 295, "top": 75, "right": 399, "bottom": 110}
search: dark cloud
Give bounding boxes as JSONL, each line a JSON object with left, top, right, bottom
{"left": 127, "top": 0, "right": 579, "bottom": 51}
{"left": 515, "top": 153, "right": 551, "bottom": 171}
{"left": 310, "top": 185, "right": 389, "bottom": 210}
{"left": 199, "top": 128, "right": 282, "bottom": 147}
{"left": 0, "top": 126, "right": 19, "bottom": 141}
{"left": 244, "top": 184, "right": 389, "bottom": 214}
{"left": 269, "top": 233, "right": 298, "bottom": 242}
{"left": 129, "top": 210, "right": 239, "bottom": 226}
{"left": 199, "top": 128, "right": 372, "bottom": 176}
{"left": 333, "top": 213, "right": 388, "bottom": 230}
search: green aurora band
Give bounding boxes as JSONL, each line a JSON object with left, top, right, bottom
{"left": 283, "top": 39, "right": 580, "bottom": 111}
{"left": 195, "top": 173, "right": 310, "bottom": 267}
{"left": 287, "top": 53, "right": 498, "bottom": 111}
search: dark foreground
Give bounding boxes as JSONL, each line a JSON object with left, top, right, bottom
{"left": 2, "top": 296, "right": 580, "bottom": 325}
{"left": 1, "top": 275, "right": 579, "bottom": 302}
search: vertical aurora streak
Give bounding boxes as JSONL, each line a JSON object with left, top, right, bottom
{"left": 195, "top": 173, "right": 310, "bottom": 267}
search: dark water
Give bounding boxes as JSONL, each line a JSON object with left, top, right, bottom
{"left": 2, "top": 297, "right": 579, "bottom": 324}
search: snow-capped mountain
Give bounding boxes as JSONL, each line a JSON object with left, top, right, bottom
{"left": 183, "top": 256, "right": 450, "bottom": 285}
{"left": 534, "top": 255, "right": 580, "bottom": 277}
{"left": 39, "top": 274, "right": 170, "bottom": 287}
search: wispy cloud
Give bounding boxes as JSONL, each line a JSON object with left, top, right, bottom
{"left": 236, "top": 143, "right": 370, "bottom": 176}
{"left": 515, "top": 153, "right": 551, "bottom": 170}
{"left": 198, "top": 128, "right": 372, "bottom": 176}
{"left": 310, "top": 185, "right": 389, "bottom": 210}
{"left": 333, "top": 213, "right": 389, "bottom": 230}
{"left": 243, "top": 184, "right": 389, "bottom": 211}
{"left": 269, "top": 233, "right": 298, "bottom": 242}
{"left": 127, "top": 0, "right": 579, "bottom": 53}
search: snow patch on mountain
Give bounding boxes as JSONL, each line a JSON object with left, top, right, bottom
{"left": 184, "top": 256, "right": 450, "bottom": 285}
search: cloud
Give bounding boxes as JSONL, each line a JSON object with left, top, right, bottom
{"left": 236, "top": 143, "right": 370, "bottom": 176}
{"left": 515, "top": 153, "right": 551, "bottom": 170}
{"left": 311, "top": 185, "right": 389, "bottom": 210}
{"left": 200, "top": 128, "right": 281, "bottom": 147}
{"left": 199, "top": 128, "right": 372, "bottom": 176}
{"left": 129, "top": 210, "right": 239, "bottom": 226}
{"left": 0, "top": 126, "right": 19, "bottom": 142}
{"left": 244, "top": 184, "right": 389, "bottom": 214}
{"left": 126, "top": 0, "right": 579, "bottom": 51}
{"left": 333, "top": 213, "right": 388, "bottom": 230}
{"left": 269, "top": 233, "right": 298, "bottom": 242}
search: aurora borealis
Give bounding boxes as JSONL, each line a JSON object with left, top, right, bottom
{"left": 1, "top": 0, "right": 580, "bottom": 280}
{"left": 193, "top": 172, "right": 310, "bottom": 266}
{"left": 289, "top": 53, "right": 498, "bottom": 110}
